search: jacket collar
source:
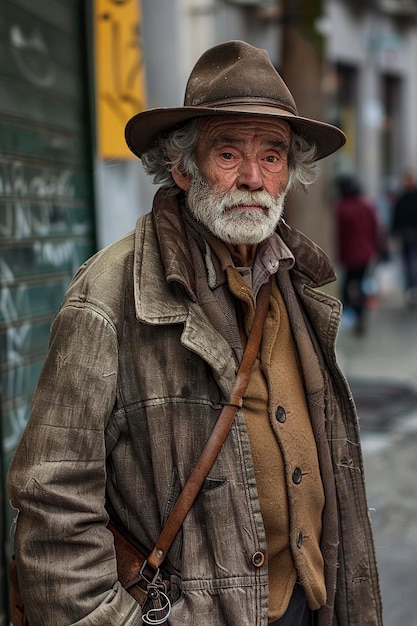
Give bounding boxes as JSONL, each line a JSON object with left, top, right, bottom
{"left": 277, "top": 219, "right": 337, "bottom": 288}
{"left": 134, "top": 189, "right": 337, "bottom": 324}
{"left": 134, "top": 191, "right": 236, "bottom": 391}
{"left": 151, "top": 190, "right": 198, "bottom": 302}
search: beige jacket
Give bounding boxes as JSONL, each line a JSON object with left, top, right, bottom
{"left": 8, "top": 191, "right": 382, "bottom": 625}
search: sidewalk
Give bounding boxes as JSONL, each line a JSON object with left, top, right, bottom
{"left": 336, "top": 286, "right": 417, "bottom": 625}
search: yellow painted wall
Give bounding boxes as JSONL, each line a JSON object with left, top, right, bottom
{"left": 94, "top": 0, "right": 147, "bottom": 159}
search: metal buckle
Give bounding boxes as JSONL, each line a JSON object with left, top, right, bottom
{"left": 139, "top": 559, "right": 161, "bottom": 585}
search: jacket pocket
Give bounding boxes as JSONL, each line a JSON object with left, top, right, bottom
{"left": 162, "top": 467, "right": 183, "bottom": 570}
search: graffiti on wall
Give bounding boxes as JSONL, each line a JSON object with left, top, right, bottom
{"left": 1, "top": 14, "right": 94, "bottom": 455}
{"left": 0, "top": 161, "right": 76, "bottom": 236}
{"left": 0, "top": 159, "right": 87, "bottom": 454}
{"left": 10, "top": 24, "right": 56, "bottom": 88}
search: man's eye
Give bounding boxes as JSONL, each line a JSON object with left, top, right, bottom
{"left": 213, "top": 151, "right": 237, "bottom": 169}
{"left": 265, "top": 154, "right": 279, "bottom": 163}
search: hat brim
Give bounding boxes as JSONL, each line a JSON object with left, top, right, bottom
{"left": 125, "top": 104, "right": 346, "bottom": 162}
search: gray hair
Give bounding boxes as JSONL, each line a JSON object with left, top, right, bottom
{"left": 141, "top": 117, "right": 319, "bottom": 194}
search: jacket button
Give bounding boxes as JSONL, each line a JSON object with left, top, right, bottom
{"left": 292, "top": 467, "right": 302, "bottom": 484}
{"left": 296, "top": 532, "right": 303, "bottom": 549}
{"left": 251, "top": 551, "right": 265, "bottom": 567}
{"left": 275, "top": 405, "right": 286, "bottom": 423}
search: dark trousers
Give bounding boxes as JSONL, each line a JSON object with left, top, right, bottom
{"left": 342, "top": 265, "right": 368, "bottom": 320}
{"left": 402, "top": 241, "right": 417, "bottom": 290}
{"left": 269, "top": 583, "right": 314, "bottom": 626}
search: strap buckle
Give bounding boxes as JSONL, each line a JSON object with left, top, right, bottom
{"left": 139, "top": 559, "right": 161, "bottom": 586}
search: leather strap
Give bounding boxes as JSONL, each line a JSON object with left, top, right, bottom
{"left": 147, "top": 278, "right": 271, "bottom": 571}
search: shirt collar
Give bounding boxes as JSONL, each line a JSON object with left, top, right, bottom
{"left": 250, "top": 233, "right": 294, "bottom": 295}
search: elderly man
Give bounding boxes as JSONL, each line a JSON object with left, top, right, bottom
{"left": 8, "top": 41, "right": 382, "bottom": 626}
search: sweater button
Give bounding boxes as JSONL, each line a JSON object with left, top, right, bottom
{"left": 251, "top": 551, "right": 265, "bottom": 567}
{"left": 275, "top": 405, "right": 286, "bottom": 423}
{"left": 296, "top": 532, "right": 303, "bottom": 549}
{"left": 292, "top": 467, "right": 302, "bottom": 484}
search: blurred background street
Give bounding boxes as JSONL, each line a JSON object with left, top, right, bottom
{"left": 337, "top": 269, "right": 417, "bottom": 625}
{"left": 2, "top": 0, "right": 417, "bottom": 622}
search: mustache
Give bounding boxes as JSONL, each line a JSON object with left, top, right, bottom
{"left": 216, "top": 189, "right": 285, "bottom": 213}
{"left": 186, "top": 168, "right": 287, "bottom": 213}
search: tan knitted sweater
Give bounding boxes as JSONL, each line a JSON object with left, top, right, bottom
{"left": 227, "top": 267, "right": 326, "bottom": 622}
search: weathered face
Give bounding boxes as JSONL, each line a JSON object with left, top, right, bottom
{"left": 173, "top": 115, "right": 292, "bottom": 245}
{"left": 195, "top": 115, "right": 291, "bottom": 197}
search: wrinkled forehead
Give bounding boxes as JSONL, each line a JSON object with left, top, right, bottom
{"left": 196, "top": 114, "right": 292, "bottom": 145}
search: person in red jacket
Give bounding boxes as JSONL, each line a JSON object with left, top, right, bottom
{"left": 335, "top": 175, "right": 383, "bottom": 335}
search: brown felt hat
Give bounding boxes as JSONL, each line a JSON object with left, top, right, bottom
{"left": 125, "top": 40, "right": 345, "bottom": 161}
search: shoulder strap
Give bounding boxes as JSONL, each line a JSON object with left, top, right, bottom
{"left": 146, "top": 278, "right": 271, "bottom": 572}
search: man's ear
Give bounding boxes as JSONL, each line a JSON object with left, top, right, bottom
{"left": 172, "top": 165, "right": 191, "bottom": 191}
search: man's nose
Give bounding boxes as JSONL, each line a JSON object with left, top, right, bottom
{"left": 236, "top": 157, "right": 264, "bottom": 191}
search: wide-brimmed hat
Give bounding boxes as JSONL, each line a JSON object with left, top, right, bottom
{"left": 125, "top": 40, "right": 345, "bottom": 161}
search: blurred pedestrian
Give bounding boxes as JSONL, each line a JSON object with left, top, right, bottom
{"left": 391, "top": 170, "right": 417, "bottom": 305}
{"left": 335, "top": 175, "right": 384, "bottom": 335}
{"left": 8, "top": 41, "right": 382, "bottom": 626}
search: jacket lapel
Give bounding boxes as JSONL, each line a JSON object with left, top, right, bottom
{"left": 133, "top": 211, "right": 236, "bottom": 397}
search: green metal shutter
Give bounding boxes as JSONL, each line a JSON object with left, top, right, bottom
{"left": 0, "top": 1, "right": 96, "bottom": 619}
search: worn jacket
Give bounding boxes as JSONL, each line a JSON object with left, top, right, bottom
{"left": 8, "top": 191, "right": 382, "bottom": 625}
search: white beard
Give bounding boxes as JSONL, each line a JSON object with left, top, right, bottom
{"left": 186, "top": 170, "right": 287, "bottom": 245}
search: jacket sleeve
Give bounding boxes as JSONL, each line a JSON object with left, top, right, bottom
{"left": 7, "top": 302, "right": 142, "bottom": 625}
